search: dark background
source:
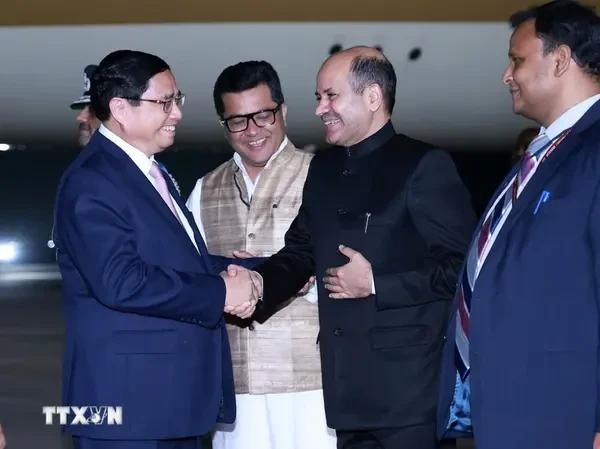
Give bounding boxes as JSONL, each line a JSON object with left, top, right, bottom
{"left": 0, "top": 148, "right": 511, "bottom": 265}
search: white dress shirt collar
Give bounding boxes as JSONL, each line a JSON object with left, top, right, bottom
{"left": 232, "top": 136, "right": 289, "bottom": 200}
{"left": 99, "top": 124, "right": 155, "bottom": 175}
{"left": 542, "top": 94, "right": 600, "bottom": 140}
{"left": 98, "top": 125, "right": 200, "bottom": 252}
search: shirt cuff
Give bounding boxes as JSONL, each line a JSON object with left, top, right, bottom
{"left": 251, "top": 270, "right": 264, "bottom": 301}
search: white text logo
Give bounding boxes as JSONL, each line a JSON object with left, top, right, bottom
{"left": 42, "top": 406, "right": 122, "bottom": 425}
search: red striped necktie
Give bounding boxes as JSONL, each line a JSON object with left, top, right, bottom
{"left": 455, "top": 131, "right": 553, "bottom": 379}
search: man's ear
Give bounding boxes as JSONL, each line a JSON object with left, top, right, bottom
{"left": 364, "top": 84, "right": 383, "bottom": 112}
{"left": 554, "top": 44, "right": 572, "bottom": 77}
{"left": 109, "top": 97, "right": 129, "bottom": 125}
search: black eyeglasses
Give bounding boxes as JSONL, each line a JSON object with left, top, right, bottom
{"left": 122, "top": 93, "right": 185, "bottom": 113}
{"left": 220, "top": 105, "right": 281, "bottom": 133}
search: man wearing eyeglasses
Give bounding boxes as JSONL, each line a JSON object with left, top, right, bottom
{"left": 53, "top": 50, "right": 259, "bottom": 449}
{"left": 187, "top": 60, "right": 335, "bottom": 449}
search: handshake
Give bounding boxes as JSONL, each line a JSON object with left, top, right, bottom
{"left": 219, "top": 265, "right": 263, "bottom": 319}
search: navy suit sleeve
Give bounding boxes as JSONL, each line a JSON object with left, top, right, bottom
{"left": 55, "top": 170, "right": 226, "bottom": 328}
{"left": 374, "top": 150, "right": 476, "bottom": 310}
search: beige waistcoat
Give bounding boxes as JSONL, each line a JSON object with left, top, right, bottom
{"left": 198, "top": 141, "right": 321, "bottom": 394}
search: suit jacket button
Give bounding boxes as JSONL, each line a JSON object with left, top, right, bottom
{"left": 248, "top": 233, "right": 256, "bottom": 240}
{"left": 333, "top": 328, "right": 343, "bottom": 336}
{"left": 342, "top": 169, "right": 351, "bottom": 176}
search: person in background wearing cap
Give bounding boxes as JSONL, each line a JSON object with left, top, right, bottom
{"left": 47, "top": 65, "right": 102, "bottom": 250}
{"left": 70, "top": 64, "right": 100, "bottom": 147}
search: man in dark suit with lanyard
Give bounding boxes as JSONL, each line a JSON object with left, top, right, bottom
{"left": 438, "top": 2, "right": 600, "bottom": 449}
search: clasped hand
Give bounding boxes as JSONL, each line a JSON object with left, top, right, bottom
{"left": 220, "top": 265, "right": 263, "bottom": 319}
{"left": 323, "top": 244, "right": 373, "bottom": 299}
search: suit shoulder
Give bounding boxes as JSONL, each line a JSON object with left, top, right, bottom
{"left": 381, "top": 135, "right": 460, "bottom": 189}
{"left": 58, "top": 164, "right": 117, "bottom": 204}
{"left": 64, "top": 140, "right": 121, "bottom": 175}
{"left": 406, "top": 150, "right": 467, "bottom": 205}
{"left": 420, "top": 147, "right": 457, "bottom": 168}
{"left": 580, "top": 117, "right": 600, "bottom": 150}
{"left": 387, "top": 134, "right": 453, "bottom": 166}
{"left": 57, "top": 149, "right": 121, "bottom": 206}
{"left": 391, "top": 133, "right": 437, "bottom": 152}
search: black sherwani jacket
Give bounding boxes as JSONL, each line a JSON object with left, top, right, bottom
{"left": 255, "top": 122, "right": 476, "bottom": 431}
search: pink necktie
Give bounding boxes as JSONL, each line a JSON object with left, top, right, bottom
{"left": 516, "top": 133, "right": 550, "bottom": 192}
{"left": 149, "top": 161, "right": 180, "bottom": 220}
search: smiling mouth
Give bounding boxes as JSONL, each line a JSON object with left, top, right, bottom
{"left": 162, "top": 125, "right": 176, "bottom": 133}
{"left": 248, "top": 137, "right": 267, "bottom": 148}
{"left": 322, "top": 116, "right": 341, "bottom": 127}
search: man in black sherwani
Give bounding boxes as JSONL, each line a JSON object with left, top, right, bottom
{"left": 227, "top": 46, "right": 476, "bottom": 449}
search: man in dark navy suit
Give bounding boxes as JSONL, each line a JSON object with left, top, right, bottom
{"left": 438, "top": 2, "right": 600, "bottom": 449}
{"left": 53, "top": 50, "right": 258, "bottom": 449}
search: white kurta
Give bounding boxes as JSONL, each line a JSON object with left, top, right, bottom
{"left": 212, "top": 390, "right": 336, "bottom": 449}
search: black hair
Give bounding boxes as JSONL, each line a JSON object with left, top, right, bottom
{"left": 213, "top": 61, "right": 284, "bottom": 117}
{"left": 348, "top": 54, "right": 397, "bottom": 114}
{"left": 91, "top": 50, "right": 170, "bottom": 121}
{"left": 510, "top": 0, "right": 600, "bottom": 79}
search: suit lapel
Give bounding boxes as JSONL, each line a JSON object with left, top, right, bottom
{"left": 97, "top": 135, "right": 206, "bottom": 264}
{"left": 472, "top": 162, "right": 520, "bottom": 241}
{"left": 503, "top": 133, "right": 580, "bottom": 234}
{"left": 502, "top": 101, "right": 600, "bottom": 236}
{"left": 474, "top": 136, "right": 580, "bottom": 293}
{"left": 476, "top": 100, "right": 600, "bottom": 291}
{"left": 450, "top": 162, "right": 518, "bottom": 297}
{"left": 161, "top": 167, "right": 214, "bottom": 271}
